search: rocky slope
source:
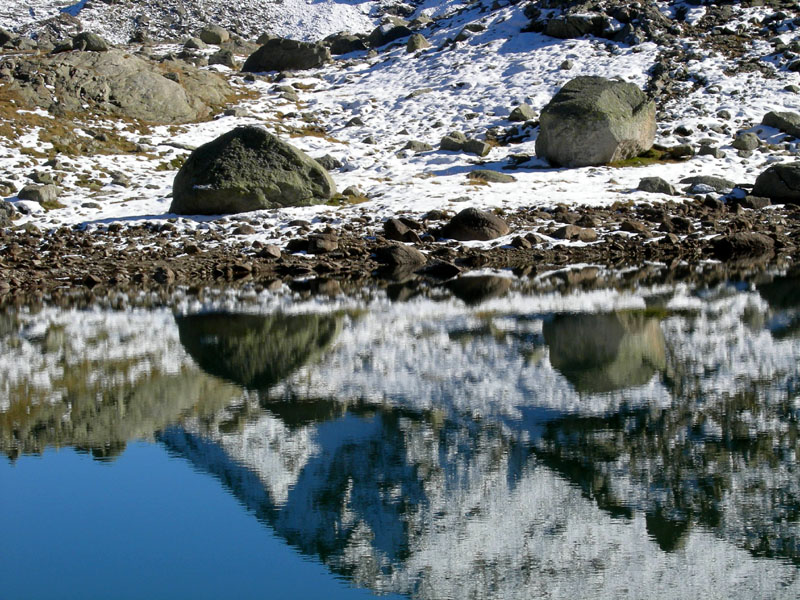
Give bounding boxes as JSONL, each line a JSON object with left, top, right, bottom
{"left": 0, "top": 0, "right": 799, "bottom": 301}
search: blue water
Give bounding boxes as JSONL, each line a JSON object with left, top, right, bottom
{"left": 0, "top": 443, "right": 399, "bottom": 600}
{"left": 2, "top": 270, "right": 800, "bottom": 598}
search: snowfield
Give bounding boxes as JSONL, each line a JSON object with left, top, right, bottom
{"left": 0, "top": 1, "right": 798, "bottom": 254}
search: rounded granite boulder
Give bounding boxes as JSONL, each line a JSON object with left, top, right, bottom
{"left": 536, "top": 76, "right": 656, "bottom": 168}
{"left": 170, "top": 126, "right": 336, "bottom": 215}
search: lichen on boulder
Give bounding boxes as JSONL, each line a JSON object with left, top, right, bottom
{"left": 170, "top": 125, "right": 336, "bottom": 215}
{"left": 536, "top": 76, "right": 656, "bottom": 168}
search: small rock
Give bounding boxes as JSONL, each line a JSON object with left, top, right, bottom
{"left": 736, "top": 196, "right": 771, "bottom": 210}
{"left": 680, "top": 175, "right": 735, "bottom": 193}
{"left": 551, "top": 225, "right": 598, "bottom": 242}
{"left": 308, "top": 233, "right": 338, "bottom": 254}
{"left": 732, "top": 132, "right": 760, "bottom": 151}
{"left": 406, "top": 33, "right": 431, "bottom": 52}
{"left": 440, "top": 207, "right": 510, "bottom": 241}
{"left": 18, "top": 184, "right": 59, "bottom": 204}
{"left": 668, "top": 144, "right": 695, "bottom": 159}
{"left": 509, "top": 104, "right": 536, "bottom": 122}
{"left": 403, "top": 140, "right": 433, "bottom": 153}
{"left": 209, "top": 49, "right": 237, "bottom": 68}
{"left": 375, "top": 243, "right": 427, "bottom": 266}
{"left": 257, "top": 244, "right": 282, "bottom": 259}
{"left": 233, "top": 224, "right": 257, "bottom": 235}
{"left": 620, "top": 219, "right": 651, "bottom": 236}
{"left": 467, "top": 170, "right": 517, "bottom": 184}
{"left": 184, "top": 37, "right": 208, "bottom": 50}
{"left": 72, "top": 32, "right": 110, "bottom": 52}
{"left": 638, "top": 176, "right": 677, "bottom": 196}
{"left": 440, "top": 131, "right": 467, "bottom": 152}
{"left": 463, "top": 139, "right": 491, "bottom": 157}
{"left": 712, "top": 232, "right": 775, "bottom": 261}
{"left": 199, "top": 25, "right": 230, "bottom": 45}
{"left": 698, "top": 145, "right": 726, "bottom": 159}
{"left": 315, "top": 155, "right": 342, "bottom": 171}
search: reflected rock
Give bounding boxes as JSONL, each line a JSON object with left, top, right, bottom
{"left": 177, "top": 312, "right": 342, "bottom": 390}
{"left": 446, "top": 275, "right": 512, "bottom": 305}
{"left": 1, "top": 369, "right": 240, "bottom": 458}
{"left": 757, "top": 270, "right": 800, "bottom": 310}
{"left": 543, "top": 311, "right": 666, "bottom": 393}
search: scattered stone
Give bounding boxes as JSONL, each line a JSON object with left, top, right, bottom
{"left": 752, "top": 162, "right": 800, "bottom": 204}
{"left": 406, "top": 34, "right": 431, "bottom": 52}
{"left": 620, "top": 219, "right": 652, "bottom": 236}
{"left": 440, "top": 131, "right": 468, "bottom": 151}
{"left": 551, "top": 225, "right": 598, "bottom": 242}
{"left": 307, "top": 233, "right": 338, "bottom": 254}
{"left": 698, "top": 145, "right": 726, "bottom": 159}
{"left": 762, "top": 111, "right": 800, "bottom": 137}
{"left": 440, "top": 207, "right": 510, "bottom": 241}
{"left": 638, "top": 176, "right": 677, "bottom": 196}
{"left": 384, "top": 218, "right": 421, "bottom": 243}
{"left": 243, "top": 38, "right": 331, "bottom": 72}
{"left": 463, "top": 139, "right": 491, "bottom": 157}
{"left": 18, "top": 184, "right": 59, "bottom": 204}
{"left": 170, "top": 125, "right": 336, "bottom": 215}
{"left": 668, "top": 144, "right": 695, "bottom": 159}
{"left": 71, "top": 32, "right": 111, "bottom": 52}
{"left": 346, "top": 117, "right": 365, "bottom": 127}
{"left": 184, "top": 37, "right": 207, "bottom": 50}
{"left": 536, "top": 76, "right": 656, "bottom": 167}
{"left": 509, "top": 104, "right": 536, "bottom": 122}
{"left": 467, "top": 170, "right": 517, "bottom": 184}
{"left": 209, "top": 49, "right": 237, "bottom": 68}
{"left": 403, "top": 140, "right": 433, "bottom": 153}
{"left": 315, "top": 155, "right": 342, "bottom": 170}
{"left": 199, "top": 25, "right": 230, "bottom": 45}
{"left": 233, "top": 224, "right": 256, "bottom": 235}
{"left": 368, "top": 24, "right": 413, "bottom": 48}
{"left": 375, "top": 243, "right": 427, "bottom": 266}
{"left": 258, "top": 244, "right": 282, "bottom": 259}
{"left": 680, "top": 175, "right": 735, "bottom": 193}
{"left": 712, "top": 232, "right": 775, "bottom": 261}
{"left": 323, "top": 32, "right": 369, "bottom": 55}
{"left": 737, "top": 196, "right": 772, "bottom": 210}
{"left": 732, "top": 132, "right": 760, "bottom": 151}
{"left": 560, "top": 59, "right": 574, "bottom": 70}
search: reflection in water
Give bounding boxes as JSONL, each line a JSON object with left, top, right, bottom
{"left": 543, "top": 311, "right": 667, "bottom": 393}
{"left": 176, "top": 312, "right": 341, "bottom": 390}
{"left": 2, "top": 272, "right": 800, "bottom": 598}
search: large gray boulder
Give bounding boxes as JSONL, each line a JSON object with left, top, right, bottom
{"left": 536, "top": 76, "right": 656, "bottom": 167}
{"left": 242, "top": 38, "right": 331, "bottom": 72}
{"left": 5, "top": 49, "right": 233, "bottom": 123}
{"left": 171, "top": 126, "right": 336, "bottom": 215}
{"left": 752, "top": 162, "right": 800, "bottom": 204}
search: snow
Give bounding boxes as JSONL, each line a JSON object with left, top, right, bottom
{"left": 1, "top": 1, "right": 798, "bottom": 255}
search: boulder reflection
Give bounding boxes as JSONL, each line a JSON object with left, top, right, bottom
{"left": 543, "top": 311, "right": 667, "bottom": 393}
{"left": 176, "top": 312, "right": 342, "bottom": 390}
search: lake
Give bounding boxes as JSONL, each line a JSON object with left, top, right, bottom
{"left": 2, "top": 265, "right": 799, "bottom": 599}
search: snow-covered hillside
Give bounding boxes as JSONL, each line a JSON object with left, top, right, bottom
{"left": 0, "top": 0, "right": 798, "bottom": 259}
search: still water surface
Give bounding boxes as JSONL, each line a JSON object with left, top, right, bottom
{"left": 2, "top": 267, "right": 799, "bottom": 599}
